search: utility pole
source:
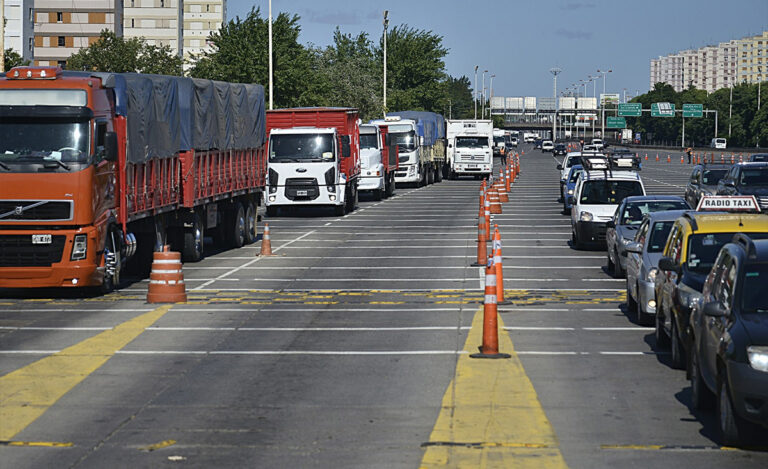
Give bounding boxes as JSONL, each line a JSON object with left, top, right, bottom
{"left": 481, "top": 70, "right": 487, "bottom": 119}
{"left": 383, "top": 10, "right": 389, "bottom": 116}
{"left": 268, "top": 0, "right": 273, "bottom": 110}
{"left": 474, "top": 66, "right": 478, "bottom": 119}
{"left": 490, "top": 74, "right": 495, "bottom": 121}
{"left": 550, "top": 67, "right": 561, "bottom": 141}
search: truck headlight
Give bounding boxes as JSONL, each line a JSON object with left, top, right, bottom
{"left": 579, "top": 211, "right": 593, "bottom": 222}
{"left": 71, "top": 234, "right": 87, "bottom": 260}
{"left": 747, "top": 346, "right": 768, "bottom": 372}
{"left": 647, "top": 267, "right": 659, "bottom": 283}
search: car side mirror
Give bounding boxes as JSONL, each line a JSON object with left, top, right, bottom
{"left": 703, "top": 301, "right": 727, "bottom": 317}
{"left": 723, "top": 180, "right": 735, "bottom": 187}
{"left": 606, "top": 220, "right": 616, "bottom": 229}
{"left": 658, "top": 257, "right": 679, "bottom": 273}
{"left": 104, "top": 131, "right": 118, "bottom": 162}
{"left": 557, "top": 164, "right": 563, "bottom": 170}
{"left": 625, "top": 241, "right": 642, "bottom": 254}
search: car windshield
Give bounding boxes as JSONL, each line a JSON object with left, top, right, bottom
{"left": 456, "top": 136, "right": 489, "bottom": 148}
{"left": 494, "top": 136, "right": 505, "bottom": 144}
{"left": 701, "top": 169, "right": 727, "bottom": 185}
{"left": 566, "top": 155, "right": 580, "bottom": 167}
{"left": 648, "top": 221, "right": 674, "bottom": 253}
{"left": 270, "top": 133, "right": 334, "bottom": 162}
{"left": 742, "top": 265, "right": 768, "bottom": 313}
{"left": 390, "top": 131, "right": 417, "bottom": 152}
{"left": 0, "top": 118, "right": 90, "bottom": 169}
{"left": 751, "top": 154, "right": 768, "bottom": 162}
{"left": 580, "top": 180, "right": 644, "bottom": 205}
{"left": 687, "top": 232, "right": 768, "bottom": 274}
{"left": 739, "top": 167, "right": 768, "bottom": 186}
{"left": 620, "top": 200, "right": 689, "bottom": 225}
{"left": 359, "top": 133, "right": 378, "bottom": 150}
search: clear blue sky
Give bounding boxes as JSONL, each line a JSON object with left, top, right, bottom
{"left": 228, "top": 0, "right": 768, "bottom": 100}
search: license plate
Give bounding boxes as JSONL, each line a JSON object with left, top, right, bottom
{"left": 296, "top": 190, "right": 308, "bottom": 196}
{"left": 468, "top": 164, "right": 478, "bottom": 168}
{"left": 32, "top": 234, "right": 51, "bottom": 244}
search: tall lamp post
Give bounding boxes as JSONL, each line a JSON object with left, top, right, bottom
{"left": 474, "top": 66, "right": 479, "bottom": 119}
{"left": 550, "top": 67, "right": 561, "bottom": 141}
{"left": 597, "top": 69, "right": 611, "bottom": 138}
{"left": 489, "top": 74, "right": 496, "bottom": 121}
{"left": 383, "top": 10, "right": 389, "bottom": 116}
{"left": 481, "top": 70, "right": 488, "bottom": 118}
{"left": 268, "top": 0, "right": 273, "bottom": 109}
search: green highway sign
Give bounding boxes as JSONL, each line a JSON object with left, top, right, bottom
{"left": 606, "top": 116, "right": 627, "bottom": 128}
{"left": 617, "top": 103, "right": 641, "bottom": 117}
{"left": 651, "top": 102, "right": 675, "bottom": 117}
{"left": 683, "top": 103, "right": 703, "bottom": 118}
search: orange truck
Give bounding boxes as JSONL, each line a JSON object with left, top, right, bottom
{"left": 0, "top": 67, "right": 266, "bottom": 291}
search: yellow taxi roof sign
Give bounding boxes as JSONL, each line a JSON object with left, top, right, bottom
{"left": 696, "top": 195, "right": 760, "bottom": 212}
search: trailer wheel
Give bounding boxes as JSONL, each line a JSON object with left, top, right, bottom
{"left": 244, "top": 201, "right": 257, "bottom": 244}
{"left": 228, "top": 203, "right": 246, "bottom": 249}
{"left": 183, "top": 212, "right": 204, "bottom": 262}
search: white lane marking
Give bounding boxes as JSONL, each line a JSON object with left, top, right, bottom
{"left": 193, "top": 230, "right": 317, "bottom": 290}
{"left": 182, "top": 266, "right": 605, "bottom": 271}
{"left": 0, "top": 309, "right": 154, "bottom": 313}
{"left": 504, "top": 327, "right": 575, "bottom": 331}
{"left": 258, "top": 307, "right": 462, "bottom": 312}
{"left": 641, "top": 176, "right": 685, "bottom": 189}
{"left": 515, "top": 351, "right": 580, "bottom": 355}
{"left": 199, "top": 255, "right": 603, "bottom": 260}
{"left": 146, "top": 326, "right": 471, "bottom": 332}
{"left": 0, "top": 327, "right": 111, "bottom": 331}
{"left": 583, "top": 327, "right": 654, "bottom": 331}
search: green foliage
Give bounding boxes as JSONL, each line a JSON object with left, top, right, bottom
{"left": 3, "top": 49, "right": 29, "bottom": 72}
{"left": 444, "top": 76, "right": 474, "bottom": 119}
{"left": 66, "top": 30, "right": 182, "bottom": 75}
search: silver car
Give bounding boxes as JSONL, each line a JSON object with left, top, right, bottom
{"left": 624, "top": 210, "right": 689, "bottom": 325}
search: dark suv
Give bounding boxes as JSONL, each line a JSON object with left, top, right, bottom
{"left": 553, "top": 143, "right": 567, "bottom": 156}
{"left": 688, "top": 234, "right": 768, "bottom": 446}
{"left": 716, "top": 162, "right": 768, "bottom": 211}
{"left": 685, "top": 163, "right": 731, "bottom": 208}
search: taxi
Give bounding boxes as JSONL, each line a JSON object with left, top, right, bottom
{"left": 655, "top": 197, "right": 768, "bottom": 370}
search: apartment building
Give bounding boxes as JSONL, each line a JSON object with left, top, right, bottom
{"left": 4, "top": 0, "right": 35, "bottom": 64}
{"left": 124, "top": 0, "right": 183, "bottom": 57}
{"left": 183, "top": 0, "right": 225, "bottom": 63}
{"left": 32, "top": 0, "right": 123, "bottom": 67}
{"left": 739, "top": 31, "right": 767, "bottom": 84}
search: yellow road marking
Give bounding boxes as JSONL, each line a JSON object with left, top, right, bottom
{"left": 420, "top": 309, "right": 568, "bottom": 468}
{"left": 0, "top": 305, "right": 173, "bottom": 440}
{"left": 139, "top": 439, "right": 177, "bottom": 451}
{"left": 0, "top": 440, "right": 73, "bottom": 447}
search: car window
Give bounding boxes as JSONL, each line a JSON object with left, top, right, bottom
{"left": 648, "top": 221, "right": 674, "bottom": 253}
{"left": 739, "top": 167, "right": 768, "bottom": 186}
{"left": 671, "top": 229, "right": 684, "bottom": 264}
{"left": 635, "top": 219, "right": 650, "bottom": 245}
{"left": 742, "top": 265, "right": 768, "bottom": 313}
{"left": 701, "top": 169, "right": 727, "bottom": 185}
{"left": 687, "top": 232, "right": 768, "bottom": 274}
{"left": 569, "top": 168, "right": 583, "bottom": 183}
{"left": 690, "top": 169, "right": 699, "bottom": 184}
{"left": 717, "top": 256, "right": 736, "bottom": 308}
{"left": 620, "top": 201, "right": 688, "bottom": 225}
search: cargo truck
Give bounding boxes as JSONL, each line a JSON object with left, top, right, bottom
{"left": 373, "top": 111, "right": 446, "bottom": 186}
{"left": 265, "top": 107, "right": 360, "bottom": 216}
{"left": 446, "top": 119, "right": 493, "bottom": 179}
{"left": 358, "top": 123, "right": 398, "bottom": 200}
{"left": 0, "top": 66, "right": 267, "bottom": 290}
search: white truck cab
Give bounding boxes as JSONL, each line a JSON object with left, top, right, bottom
{"left": 446, "top": 119, "right": 493, "bottom": 179}
{"left": 371, "top": 117, "right": 421, "bottom": 185}
{"left": 358, "top": 124, "right": 386, "bottom": 197}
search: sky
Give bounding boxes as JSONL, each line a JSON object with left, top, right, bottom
{"left": 227, "top": 0, "right": 768, "bottom": 100}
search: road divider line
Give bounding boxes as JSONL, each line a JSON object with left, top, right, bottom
{"left": 0, "top": 305, "right": 173, "bottom": 440}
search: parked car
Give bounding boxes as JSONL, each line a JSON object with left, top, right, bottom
{"left": 716, "top": 162, "right": 768, "bottom": 211}
{"left": 562, "top": 164, "right": 583, "bottom": 214}
{"left": 684, "top": 163, "right": 732, "bottom": 209}
{"left": 711, "top": 138, "right": 727, "bottom": 149}
{"left": 542, "top": 140, "right": 555, "bottom": 152}
{"left": 534, "top": 138, "right": 543, "bottom": 150}
{"left": 748, "top": 153, "right": 768, "bottom": 162}
{"left": 553, "top": 143, "right": 567, "bottom": 156}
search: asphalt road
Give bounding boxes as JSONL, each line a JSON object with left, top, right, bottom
{"left": 1, "top": 146, "right": 767, "bottom": 468}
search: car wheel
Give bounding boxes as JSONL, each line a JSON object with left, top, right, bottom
{"left": 690, "top": 348, "right": 715, "bottom": 410}
{"left": 571, "top": 230, "right": 583, "bottom": 250}
{"left": 615, "top": 249, "right": 625, "bottom": 278}
{"left": 655, "top": 300, "right": 669, "bottom": 348}
{"left": 607, "top": 251, "right": 616, "bottom": 276}
{"left": 718, "top": 376, "right": 757, "bottom": 446}
{"left": 670, "top": 318, "right": 686, "bottom": 370}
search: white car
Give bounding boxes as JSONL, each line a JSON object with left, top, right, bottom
{"left": 542, "top": 140, "right": 554, "bottom": 152}
{"left": 710, "top": 137, "right": 727, "bottom": 149}
{"left": 591, "top": 138, "right": 605, "bottom": 150}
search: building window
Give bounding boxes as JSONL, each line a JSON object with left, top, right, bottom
{"left": 58, "top": 60, "right": 66, "bottom": 68}
{"left": 207, "top": 4, "right": 210, "bottom": 11}
{"left": 131, "top": 19, "right": 134, "bottom": 27}
{"left": 58, "top": 36, "right": 65, "bottom": 47}
{"left": 56, "top": 12, "right": 63, "bottom": 22}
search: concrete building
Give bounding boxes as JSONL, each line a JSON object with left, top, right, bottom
{"left": 739, "top": 31, "right": 767, "bottom": 84}
{"left": 4, "top": 0, "right": 35, "bottom": 64}
{"left": 183, "top": 0, "right": 225, "bottom": 64}
{"left": 32, "top": 0, "right": 123, "bottom": 67}
{"left": 124, "top": 0, "right": 183, "bottom": 57}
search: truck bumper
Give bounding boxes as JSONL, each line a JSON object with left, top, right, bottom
{"left": 395, "top": 165, "right": 420, "bottom": 183}
{"left": 727, "top": 361, "right": 768, "bottom": 428}
{"left": 265, "top": 183, "right": 345, "bottom": 207}
{"left": 358, "top": 175, "right": 385, "bottom": 191}
{"left": 452, "top": 163, "right": 492, "bottom": 175}
{"left": 574, "top": 221, "right": 608, "bottom": 245}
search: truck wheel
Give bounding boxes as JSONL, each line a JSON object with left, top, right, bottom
{"left": 435, "top": 165, "right": 443, "bottom": 182}
{"left": 266, "top": 206, "right": 278, "bottom": 217}
{"left": 427, "top": 167, "right": 435, "bottom": 184}
{"left": 418, "top": 167, "right": 426, "bottom": 187}
{"left": 372, "top": 189, "right": 383, "bottom": 201}
{"left": 345, "top": 185, "right": 357, "bottom": 213}
{"left": 228, "top": 203, "right": 246, "bottom": 249}
{"left": 385, "top": 175, "right": 395, "bottom": 197}
{"left": 100, "top": 228, "right": 122, "bottom": 294}
{"left": 334, "top": 203, "right": 347, "bottom": 216}
{"left": 244, "top": 201, "right": 257, "bottom": 244}
{"left": 183, "top": 212, "right": 204, "bottom": 262}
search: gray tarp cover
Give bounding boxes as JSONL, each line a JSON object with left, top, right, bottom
{"left": 96, "top": 73, "right": 265, "bottom": 163}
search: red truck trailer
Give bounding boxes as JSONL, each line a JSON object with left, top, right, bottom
{"left": 265, "top": 108, "right": 360, "bottom": 216}
{"left": 0, "top": 67, "right": 266, "bottom": 291}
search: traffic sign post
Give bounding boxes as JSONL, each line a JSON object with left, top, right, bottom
{"left": 651, "top": 102, "right": 675, "bottom": 117}
{"left": 683, "top": 103, "right": 703, "bottom": 118}
{"left": 618, "top": 103, "right": 641, "bottom": 117}
{"left": 606, "top": 116, "right": 626, "bottom": 129}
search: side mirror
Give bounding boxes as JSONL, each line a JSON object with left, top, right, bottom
{"left": 104, "top": 131, "right": 118, "bottom": 162}
{"left": 723, "top": 180, "right": 735, "bottom": 187}
{"left": 419, "top": 136, "right": 425, "bottom": 146}
{"left": 448, "top": 143, "right": 452, "bottom": 149}
{"left": 342, "top": 141, "right": 351, "bottom": 158}
{"left": 557, "top": 164, "right": 563, "bottom": 170}
{"left": 625, "top": 241, "right": 642, "bottom": 254}
{"left": 606, "top": 220, "right": 616, "bottom": 229}
{"left": 658, "top": 257, "right": 679, "bottom": 273}
{"left": 703, "top": 301, "right": 727, "bottom": 317}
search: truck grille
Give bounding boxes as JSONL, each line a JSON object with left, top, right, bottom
{"left": 285, "top": 178, "right": 320, "bottom": 201}
{"left": 0, "top": 200, "right": 73, "bottom": 221}
{"left": 458, "top": 155, "right": 485, "bottom": 162}
{"left": 0, "top": 235, "right": 67, "bottom": 267}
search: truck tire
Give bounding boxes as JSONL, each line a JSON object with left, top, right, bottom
{"left": 345, "top": 184, "right": 357, "bottom": 213}
{"left": 385, "top": 174, "right": 395, "bottom": 197}
{"left": 228, "top": 203, "right": 246, "bottom": 249}
{"left": 244, "top": 201, "right": 257, "bottom": 244}
{"left": 418, "top": 166, "right": 426, "bottom": 187}
{"left": 100, "top": 228, "right": 122, "bottom": 294}
{"left": 435, "top": 165, "right": 443, "bottom": 182}
{"left": 334, "top": 203, "right": 347, "bottom": 216}
{"left": 183, "top": 212, "right": 204, "bottom": 262}
{"left": 427, "top": 166, "right": 435, "bottom": 185}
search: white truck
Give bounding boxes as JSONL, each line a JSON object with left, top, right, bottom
{"left": 523, "top": 132, "right": 537, "bottom": 143}
{"left": 358, "top": 123, "right": 397, "bottom": 200}
{"left": 446, "top": 119, "right": 493, "bottom": 179}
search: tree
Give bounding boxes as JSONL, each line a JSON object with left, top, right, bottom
{"left": 67, "top": 30, "right": 182, "bottom": 75}
{"left": 443, "top": 76, "right": 473, "bottom": 119}
{"left": 189, "top": 8, "right": 322, "bottom": 107}
{"left": 3, "top": 49, "right": 29, "bottom": 72}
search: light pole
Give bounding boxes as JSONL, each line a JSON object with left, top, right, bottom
{"left": 728, "top": 81, "right": 733, "bottom": 137}
{"left": 490, "top": 74, "right": 496, "bottom": 120}
{"left": 474, "top": 65, "right": 478, "bottom": 119}
{"left": 481, "top": 70, "right": 487, "bottom": 119}
{"left": 448, "top": 99, "right": 452, "bottom": 119}
{"left": 550, "top": 67, "right": 561, "bottom": 141}
{"left": 597, "top": 69, "right": 611, "bottom": 138}
{"left": 268, "top": 0, "right": 273, "bottom": 109}
{"left": 383, "top": 10, "right": 389, "bottom": 116}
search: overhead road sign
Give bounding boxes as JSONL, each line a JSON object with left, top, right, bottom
{"left": 682, "top": 103, "right": 703, "bottom": 118}
{"left": 651, "top": 102, "right": 675, "bottom": 117}
{"left": 618, "top": 103, "right": 641, "bottom": 117}
{"left": 606, "top": 117, "right": 626, "bottom": 128}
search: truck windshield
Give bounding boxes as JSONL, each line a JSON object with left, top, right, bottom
{"left": 494, "top": 137, "right": 505, "bottom": 145}
{"left": 686, "top": 232, "right": 768, "bottom": 274}
{"left": 270, "top": 133, "right": 334, "bottom": 162}
{"left": 456, "top": 136, "right": 489, "bottom": 148}
{"left": 390, "top": 131, "right": 416, "bottom": 152}
{"left": 701, "top": 169, "right": 727, "bottom": 185}
{"left": 0, "top": 118, "right": 90, "bottom": 169}
{"left": 580, "top": 180, "right": 643, "bottom": 205}
{"left": 359, "top": 133, "right": 378, "bottom": 150}
{"left": 738, "top": 168, "right": 768, "bottom": 186}
{"left": 742, "top": 266, "right": 768, "bottom": 313}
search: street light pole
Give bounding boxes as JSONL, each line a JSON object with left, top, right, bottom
{"left": 383, "top": 10, "right": 389, "bottom": 116}
{"left": 268, "top": 0, "right": 273, "bottom": 110}
{"left": 728, "top": 82, "right": 733, "bottom": 137}
{"left": 597, "top": 69, "right": 611, "bottom": 138}
{"left": 490, "top": 74, "right": 496, "bottom": 120}
{"left": 482, "top": 70, "right": 487, "bottom": 119}
{"left": 474, "top": 65, "right": 478, "bottom": 119}
{"left": 550, "top": 67, "right": 561, "bottom": 141}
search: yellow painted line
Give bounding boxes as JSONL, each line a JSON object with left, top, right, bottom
{"left": 0, "top": 440, "right": 73, "bottom": 447}
{"left": 601, "top": 444, "right": 747, "bottom": 452}
{"left": 139, "top": 439, "right": 177, "bottom": 451}
{"left": 0, "top": 305, "right": 173, "bottom": 440}
{"left": 420, "top": 309, "right": 568, "bottom": 468}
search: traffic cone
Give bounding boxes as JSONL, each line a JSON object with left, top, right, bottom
{"left": 492, "top": 225, "right": 510, "bottom": 304}
{"left": 259, "top": 223, "right": 274, "bottom": 256}
{"left": 505, "top": 164, "right": 512, "bottom": 192}
{"left": 645, "top": 153, "right": 648, "bottom": 161}
{"left": 484, "top": 192, "right": 491, "bottom": 241}
{"left": 472, "top": 208, "right": 488, "bottom": 267}
{"left": 720, "top": 153, "right": 724, "bottom": 163}
{"left": 470, "top": 260, "right": 511, "bottom": 359}
{"left": 488, "top": 187, "right": 502, "bottom": 214}
{"left": 681, "top": 154, "right": 684, "bottom": 164}
{"left": 498, "top": 171, "right": 509, "bottom": 203}
{"left": 739, "top": 154, "right": 743, "bottom": 163}
{"left": 147, "top": 246, "right": 187, "bottom": 303}
{"left": 667, "top": 154, "right": 671, "bottom": 163}
{"left": 731, "top": 154, "right": 735, "bottom": 164}
{"left": 656, "top": 153, "right": 659, "bottom": 162}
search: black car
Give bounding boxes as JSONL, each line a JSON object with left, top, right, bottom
{"left": 553, "top": 143, "right": 567, "bottom": 156}
{"left": 716, "top": 162, "right": 768, "bottom": 211}
{"left": 684, "top": 163, "right": 731, "bottom": 208}
{"left": 688, "top": 234, "right": 768, "bottom": 446}
{"left": 533, "top": 138, "right": 543, "bottom": 150}
{"left": 749, "top": 153, "right": 768, "bottom": 162}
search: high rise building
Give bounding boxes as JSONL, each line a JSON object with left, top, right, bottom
{"left": 32, "top": 0, "right": 123, "bottom": 67}
{"left": 738, "top": 31, "right": 767, "bottom": 85}
{"left": 183, "top": 0, "right": 225, "bottom": 64}
{"left": 124, "top": 0, "right": 183, "bottom": 57}
{"left": 4, "top": 0, "right": 35, "bottom": 64}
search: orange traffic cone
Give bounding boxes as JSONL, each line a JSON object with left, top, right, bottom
{"left": 488, "top": 187, "right": 502, "bottom": 214}
{"left": 470, "top": 259, "right": 511, "bottom": 359}
{"left": 505, "top": 164, "right": 512, "bottom": 192}
{"left": 667, "top": 154, "right": 671, "bottom": 163}
{"left": 739, "top": 154, "right": 743, "bottom": 163}
{"left": 492, "top": 225, "right": 510, "bottom": 304}
{"left": 484, "top": 191, "right": 491, "bottom": 241}
{"left": 473, "top": 207, "right": 488, "bottom": 267}
{"left": 259, "top": 223, "right": 274, "bottom": 256}
{"left": 147, "top": 246, "right": 187, "bottom": 303}
{"left": 731, "top": 154, "right": 735, "bottom": 164}
{"left": 656, "top": 153, "right": 659, "bottom": 162}
{"left": 645, "top": 153, "right": 648, "bottom": 161}
{"left": 681, "top": 154, "right": 684, "bottom": 164}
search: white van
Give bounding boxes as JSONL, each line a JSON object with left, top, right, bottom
{"left": 710, "top": 138, "right": 727, "bottom": 149}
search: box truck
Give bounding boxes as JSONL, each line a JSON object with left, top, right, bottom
{"left": 446, "top": 119, "right": 493, "bottom": 179}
